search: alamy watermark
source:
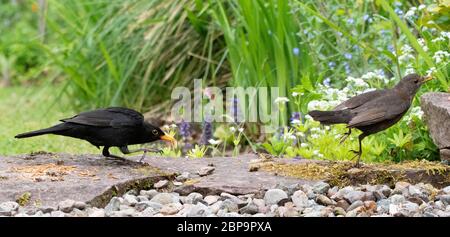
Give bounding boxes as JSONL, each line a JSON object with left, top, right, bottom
{"left": 171, "top": 79, "right": 288, "bottom": 133}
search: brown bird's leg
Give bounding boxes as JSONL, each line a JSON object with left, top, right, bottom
{"left": 339, "top": 128, "right": 352, "bottom": 144}
{"left": 350, "top": 134, "right": 366, "bottom": 167}
{"left": 102, "top": 146, "right": 127, "bottom": 160}
{"left": 119, "top": 146, "right": 162, "bottom": 162}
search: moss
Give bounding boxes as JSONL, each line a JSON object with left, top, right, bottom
{"left": 16, "top": 192, "right": 32, "bottom": 206}
{"left": 259, "top": 159, "right": 449, "bottom": 187}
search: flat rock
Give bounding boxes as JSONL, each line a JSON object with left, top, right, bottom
{"left": 0, "top": 154, "right": 172, "bottom": 208}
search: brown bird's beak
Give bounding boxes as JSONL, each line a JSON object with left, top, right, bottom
{"left": 160, "top": 134, "right": 177, "bottom": 146}
{"left": 421, "top": 75, "right": 433, "bottom": 83}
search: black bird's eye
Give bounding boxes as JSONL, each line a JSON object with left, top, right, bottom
{"left": 152, "top": 129, "right": 158, "bottom": 135}
{"left": 414, "top": 79, "right": 419, "bottom": 84}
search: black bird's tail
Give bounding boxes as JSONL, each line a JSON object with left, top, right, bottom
{"left": 15, "top": 124, "right": 68, "bottom": 139}
{"left": 308, "top": 110, "right": 352, "bottom": 125}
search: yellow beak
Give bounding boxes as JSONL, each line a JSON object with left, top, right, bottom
{"left": 422, "top": 75, "right": 433, "bottom": 83}
{"left": 160, "top": 134, "right": 177, "bottom": 146}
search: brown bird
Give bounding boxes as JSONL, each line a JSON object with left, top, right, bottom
{"left": 308, "top": 73, "right": 433, "bottom": 166}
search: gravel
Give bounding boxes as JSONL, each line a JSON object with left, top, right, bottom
{"left": 3, "top": 181, "right": 450, "bottom": 217}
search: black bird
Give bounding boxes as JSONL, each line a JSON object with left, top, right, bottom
{"left": 15, "top": 107, "right": 176, "bottom": 162}
{"left": 308, "top": 73, "right": 433, "bottom": 166}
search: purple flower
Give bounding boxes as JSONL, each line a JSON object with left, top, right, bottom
{"left": 290, "top": 112, "right": 301, "bottom": 124}
{"left": 178, "top": 120, "right": 191, "bottom": 139}
{"left": 346, "top": 18, "right": 354, "bottom": 25}
{"left": 200, "top": 120, "right": 213, "bottom": 145}
{"left": 231, "top": 97, "right": 242, "bottom": 123}
{"left": 394, "top": 8, "right": 403, "bottom": 15}
{"left": 344, "top": 53, "right": 352, "bottom": 60}
{"left": 363, "top": 14, "right": 370, "bottom": 21}
{"left": 293, "top": 47, "right": 300, "bottom": 56}
{"left": 387, "top": 45, "right": 394, "bottom": 53}
{"left": 345, "top": 62, "right": 351, "bottom": 73}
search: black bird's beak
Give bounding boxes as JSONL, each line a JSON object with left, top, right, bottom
{"left": 421, "top": 75, "right": 433, "bottom": 84}
{"left": 160, "top": 134, "right": 177, "bottom": 146}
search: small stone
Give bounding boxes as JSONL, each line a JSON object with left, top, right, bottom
{"left": 390, "top": 194, "right": 406, "bottom": 204}
{"left": 187, "top": 203, "right": 211, "bottom": 217}
{"left": 176, "top": 172, "right": 190, "bottom": 182}
{"left": 344, "top": 191, "right": 366, "bottom": 203}
{"left": 435, "top": 210, "right": 450, "bottom": 217}
{"left": 104, "top": 197, "right": 121, "bottom": 215}
{"left": 398, "top": 202, "right": 419, "bottom": 217}
{"left": 39, "top": 206, "right": 55, "bottom": 214}
{"left": 123, "top": 194, "right": 138, "bottom": 206}
{"left": 373, "top": 190, "right": 386, "bottom": 201}
{"left": 185, "top": 192, "right": 203, "bottom": 204}
{"left": 316, "top": 194, "right": 335, "bottom": 206}
{"left": 140, "top": 207, "right": 157, "bottom": 217}
{"left": 408, "top": 185, "right": 422, "bottom": 196}
{"left": 150, "top": 193, "right": 180, "bottom": 205}
{"left": 379, "top": 185, "right": 392, "bottom": 197}
{"left": 220, "top": 193, "right": 246, "bottom": 207}
{"left": 87, "top": 208, "right": 105, "bottom": 217}
{"left": 0, "top": 201, "right": 19, "bottom": 215}
{"left": 423, "top": 211, "right": 438, "bottom": 217}
{"left": 439, "top": 194, "right": 450, "bottom": 205}
{"left": 292, "top": 190, "right": 309, "bottom": 208}
{"left": 137, "top": 195, "right": 149, "bottom": 202}
{"left": 264, "top": 189, "right": 288, "bottom": 206}
{"left": 442, "top": 186, "right": 450, "bottom": 194}
{"left": 173, "top": 181, "right": 183, "bottom": 186}
{"left": 336, "top": 200, "right": 350, "bottom": 210}
{"left": 346, "top": 206, "right": 364, "bottom": 217}
{"left": 331, "top": 186, "right": 354, "bottom": 201}
{"left": 327, "top": 186, "right": 339, "bottom": 198}
{"left": 210, "top": 201, "right": 223, "bottom": 214}
{"left": 58, "top": 199, "right": 76, "bottom": 213}
{"left": 135, "top": 201, "right": 163, "bottom": 212}
{"left": 239, "top": 202, "right": 259, "bottom": 215}
{"left": 160, "top": 203, "right": 182, "bottom": 215}
{"left": 347, "top": 200, "right": 364, "bottom": 212}
{"left": 220, "top": 199, "right": 239, "bottom": 213}
{"left": 393, "top": 181, "right": 410, "bottom": 196}
{"left": 312, "top": 182, "right": 330, "bottom": 194}
{"left": 110, "top": 208, "right": 135, "bottom": 217}
{"left": 204, "top": 195, "right": 220, "bottom": 205}
{"left": 73, "top": 201, "right": 86, "bottom": 210}
{"left": 154, "top": 180, "right": 169, "bottom": 189}
{"left": 279, "top": 202, "right": 299, "bottom": 217}
{"left": 389, "top": 204, "right": 400, "bottom": 216}
{"left": 376, "top": 199, "right": 391, "bottom": 214}
{"left": 364, "top": 201, "right": 377, "bottom": 212}
{"left": 197, "top": 166, "right": 215, "bottom": 177}
{"left": 139, "top": 189, "right": 159, "bottom": 199}
{"left": 50, "top": 210, "right": 65, "bottom": 217}
{"left": 334, "top": 207, "right": 346, "bottom": 216}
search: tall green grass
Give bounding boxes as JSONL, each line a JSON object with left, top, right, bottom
{"left": 43, "top": 0, "right": 229, "bottom": 113}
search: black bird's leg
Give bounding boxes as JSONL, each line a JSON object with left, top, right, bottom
{"left": 350, "top": 134, "right": 366, "bottom": 167}
{"left": 339, "top": 128, "right": 352, "bottom": 144}
{"left": 119, "top": 146, "right": 162, "bottom": 162}
{"left": 102, "top": 146, "right": 126, "bottom": 160}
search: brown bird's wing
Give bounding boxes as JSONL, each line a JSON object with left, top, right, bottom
{"left": 61, "top": 107, "right": 144, "bottom": 128}
{"left": 334, "top": 89, "right": 388, "bottom": 110}
{"left": 347, "top": 96, "right": 410, "bottom": 128}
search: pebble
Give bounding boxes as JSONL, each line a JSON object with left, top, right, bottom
{"left": 140, "top": 189, "right": 159, "bottom": 199}
{"left": 239, "top": 202, "right": 259, "bottom": 215}
{"left": 197, "top": 166, "right": 215, "bottom": 177}
{"left": 58, "top": 199, "right": 76, "bottom": 213}
{"left": 220, "top": 199, "right": 239, "bottom": 213}
{"left": 187, "top": 203, "right": 211, "bottom": 217}
{"left": 185, "top": 192, "right": 203, "bottom": 204}
{"left": 176, "top": 172, "right": 190, "bottom": 182}
{"left": 316, "top": 194, "right": 335, "bottom": 206}
{"left": 292, "top": 190, "right": 309, "bottom": 208}
{"left": 264, "top": 189, "right": 288, "bottom": 206}
{"left": 150, "top": 193, "right": 179, "bottom": 205}
{"left": 135, "top": 201, "right": 163, "bottom": 212}
{"left": 312, "top": 182, "right": 330, "bottom": 194}
{"left": 123, "top": 194, "right": 138, "bottom": 206}
{"left": 347, "top": 200, "right": 364, "bottom": 211}
{"left": 154, "top": 180, "right": 169, "bottom": 189}
{"left": 104, "top": 197, "right": 121, "bottom": 215}
{"left": 204, "top": 195, "right": 220, "bottom": 205}
{"left": 344, "top": 191, "right": 366, "bottom": 203}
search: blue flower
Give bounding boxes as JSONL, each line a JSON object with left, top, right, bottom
{"left": 363, "top": 14, "right": 370, "bottom": 21}
{"left": 345, "top": 63, "right": 351, "bottom": 73}
{"left": 293, "top": 47, "right": 300, "bottom": 56}
{"left": 323, "top": 78, "right": 331, "bottom": 87}
{"left": 387, "top": 45, "right": 394, "bottom": 52}
{"left": 344, "top": 53, "right": 352, "bottom": 60}
{"left": 394, "top": 8, "right": 403, "bottom": 15}
{"left": 328, "top": 61, "right": 336, "bottom": 69}
{"left": 178, "top": 120, "right": 191, "bottom": 138}
{"left": 200, "top": 120, "right": 213, "bottom": 145}
{"left": 347, "top": 18, "right": 354, "bottom": 25}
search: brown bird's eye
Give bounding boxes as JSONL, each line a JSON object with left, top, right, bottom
{"left": 152, "top": 129, "right": 158, "bottom": 135}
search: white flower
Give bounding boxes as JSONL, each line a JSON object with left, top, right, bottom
{"left": 432, "top": 50, "right": 450, "bottom": 64}
{"left": 313, "top": 150, "right": 319, "bottom": 155}
{"left": 305, "top": 114, "right": 313, "bottom": 120}
{"left": 418, "top": 4, "right": 426, "bottom": 10}
{"left": 296, "top": 132, "right": 304, "bottom": 137}
{"left": 311, "top": 134, "right": 319, "bottom": 139}
{"left": 170, "top": 124, "right": 177, "bottom": 128}
{"left": 405, "top": 68, "right": 416, "bottom": 74}
{"left": 291, "top": 119, "right": 301, "bottom": 125}
{"left": 162, "top": 125, "right": 170, "bottom": 130}
{"left": 208, "top": 139, "right": 222, "bottom": 145}
{"left": 287, "top": 134, "right": 296, "bottom": 140}
{"left": 274, "top": 97, "right": 290, "bottom": 104}
{"left": 238, "top": 128, "right": 244, "bottom": 133}
{"left": 426, "top": 67, "right": 436, "bottom": 76}
{"left": 292, "top": 92, "right": 299, "bottom": 97}
{"left": 230, "top": 127, "right": 236, "bottom": 132}
{"left": 300, "top": 143, "right": 308, "bottom": 148}
{"left": 317, "top": 153, "right": 324, "bottom": 158}
{"left": 404, "top": 7, "right": 416, "bottom": 18}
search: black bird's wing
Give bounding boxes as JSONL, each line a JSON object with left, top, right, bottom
{"left": 60, "top": 107, "right": 144, "bottom": 128}
{"left": 334, "top": 89, "right": 388, "bottom": 110}
{"left": 348, "top": 95, "right": 410, "bottom": 128}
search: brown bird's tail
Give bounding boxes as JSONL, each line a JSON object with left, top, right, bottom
{"left": 15, "top": 124, "right": 68, "bottom": 139}
{"left": 308, "top": 110, "right": 352, "bottom": 125}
